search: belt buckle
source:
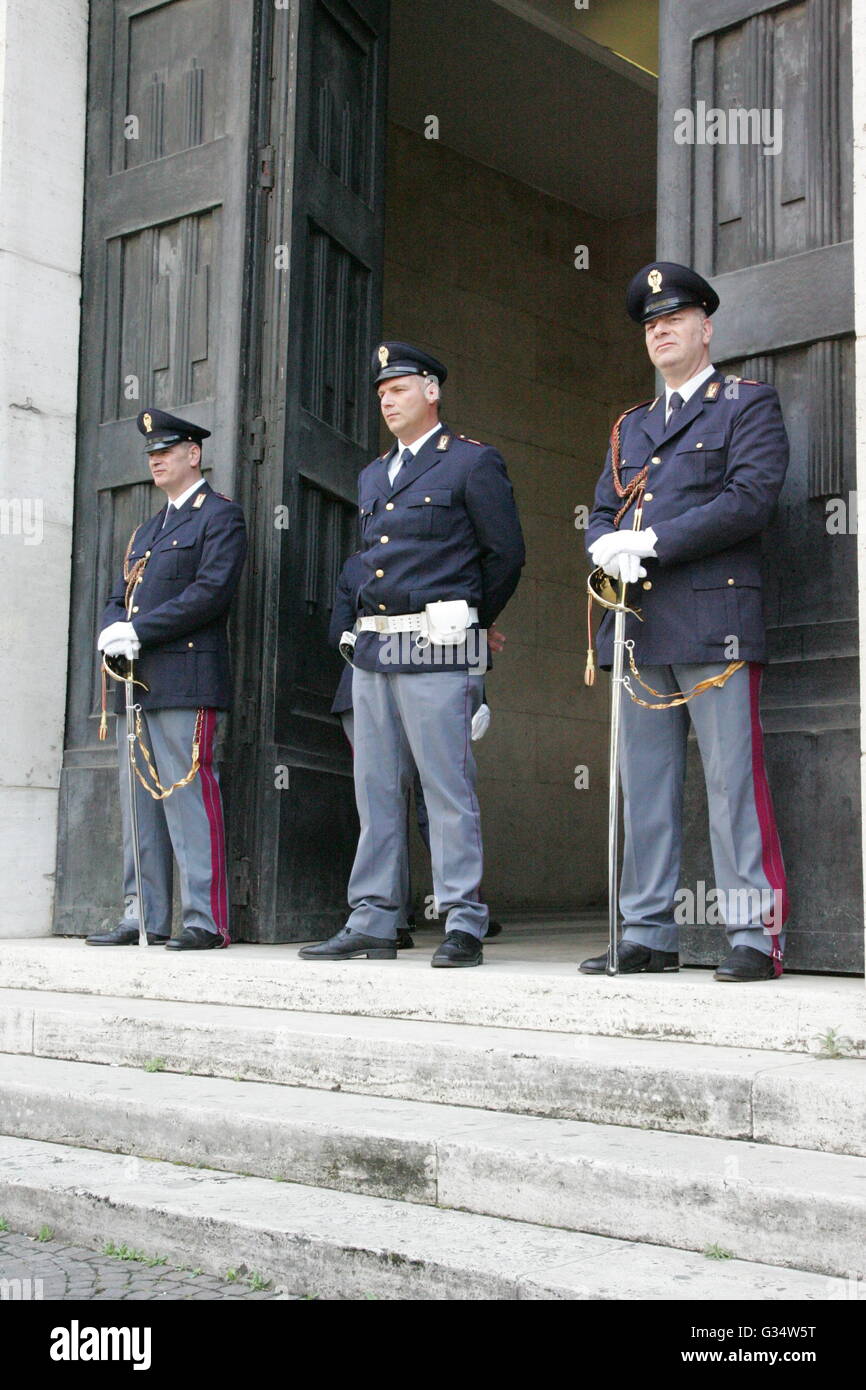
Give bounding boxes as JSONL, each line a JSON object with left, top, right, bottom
{"left": 374, "top": 615, "right": 389, "bottom": 634}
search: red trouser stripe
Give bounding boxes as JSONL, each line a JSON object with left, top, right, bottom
{"left": 199, "top": 709, "right": 229, "bottom": 945}
{"left": 748, "top": 664, "right": 787, "bottom": 975}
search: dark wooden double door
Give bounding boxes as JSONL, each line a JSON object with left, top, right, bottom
{"left": 58, "top": 0, "right": 861, "bottom": 970}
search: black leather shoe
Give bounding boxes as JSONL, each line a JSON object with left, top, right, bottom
{"left": 86, "top": 925, "right": 169, "bottom": 946}
{"left": 579, "top": 940, "right": 679, "bottom": 974}
{"left": 396, "top": 929, "right": 414, "bottom": 950}
{"left": 164, "top": 926, "right": 226, "bottom": 951}
{"left": 486, "top": 919, "right": 502, "bottom": 939}
{"left": 431, "top": 930, "right": 483, "bottom": 968}
{"left": 714, "top": 945, "right": 779, "bottom": 981}
{"left": 298, "top": 927, "right": 396, "bottom": 961}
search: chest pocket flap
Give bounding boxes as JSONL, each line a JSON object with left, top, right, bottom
{"left": 677, "top": 431, "right": 726, "bottom": 455}
{"left": 405, "top": 488, "right": 452, "bottom": 509}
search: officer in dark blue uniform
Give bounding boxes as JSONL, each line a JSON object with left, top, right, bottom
{"left": 87, "top": 408, "right": 247, "bottom": 951}
{"left": 329, "top": 550, "right": 503, "bottom": 947}
{"left": 301, "top": 343, "right": 524, "bottom": 967}
{"left": 581, "top": 263, "right": 790, "bottom": 982}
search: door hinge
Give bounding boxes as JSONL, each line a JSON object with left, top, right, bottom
{"left": 258, "top": 145, "right": 275, "bottom": 190}
{"left": 249, "top": 415, "right": 267, "bottom": 463}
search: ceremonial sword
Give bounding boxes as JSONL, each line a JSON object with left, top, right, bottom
{"left": 605, "top": 496, "right": 645, "bottom": 976}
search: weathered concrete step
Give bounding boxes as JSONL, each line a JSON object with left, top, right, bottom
{"left": 1, "top": 939, "right": 863, "bottom": 1055}
{"left": 2, "top": 1055, "right": 865, "bottom": 1278}
{"left": 2, "top": 988, "right": 865, "bottom": 1154}
{"left": 0, "top": 1135, "right": 848, "bottom": 1300}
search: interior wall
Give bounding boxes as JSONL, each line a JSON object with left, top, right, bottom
{"left": 382, "top": 122, "right": 654, "bottom": 912}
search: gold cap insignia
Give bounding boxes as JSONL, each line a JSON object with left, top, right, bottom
{"left": 378, "top": 345, "right": 389, "bottom": 367}
{"left": 143, "top": 412, "right": 153, "bottom": 432}
{"left": 648, "top": 269, "right": 663, "bottom": 295}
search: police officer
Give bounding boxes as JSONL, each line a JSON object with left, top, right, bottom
{"left": 87, "top": 409, "right": 247, "bottom": 951}
{"left": 329, "top": 549, "right": 503, "bottom": 947}
{"left": 301, "top": 343, "right": 524, "bottom": 967}
{"left": 581, "top": 264, "right": 790, "bottom": 982}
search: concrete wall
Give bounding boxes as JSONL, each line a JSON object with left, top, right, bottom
{"left": 382, "top": 123, "right": 654, "bottom": 911}
{"left": 854, "top": 0, "right": 866, "bottom": 982}
{"left": 0, "top": 0, "right": 87, "bottom": 935}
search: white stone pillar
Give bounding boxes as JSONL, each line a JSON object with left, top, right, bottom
{"left": 0, "top": 0, "right": 88, "bottom": 935}
{"left": 854, "top": 3, "right": 866, "bottom": 983}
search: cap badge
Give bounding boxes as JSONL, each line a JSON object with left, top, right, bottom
{"left": 143, "top": 412, "right": 153, "bottom": 432}
{"left": 648, "top": 269, "right": 663, "bottom": 295}
{"left": 378, "top": 345, "right": 389, "bottom": 367}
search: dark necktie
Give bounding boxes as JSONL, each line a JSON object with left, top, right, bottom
{"left": 391, "top": 447, "right": 414, "bottom": 488}
{"left": 666, "top": 391, "right": 684, "bottom": 428}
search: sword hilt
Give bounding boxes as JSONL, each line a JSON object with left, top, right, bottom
{"left": 615, "top": 492, "right": 645, "bottom": 607}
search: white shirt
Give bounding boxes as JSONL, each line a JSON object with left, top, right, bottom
{"left": 162, "top": 476, "right": 206, "bottom": 525}
{"left": 665, "top": 364, "right": 716, "bottom": 423}
{"left": 387, "top": 423, "right": 442, "bottom": 485}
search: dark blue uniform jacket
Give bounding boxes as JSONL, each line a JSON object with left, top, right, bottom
{"left": 102, "top": 481, "right": 247, "bottom": 710}
{"left": 587, "top": 371, "right": 789, "bottom": 666}
{"left": 353, "top": 426, "right": 525, "bottom": 674}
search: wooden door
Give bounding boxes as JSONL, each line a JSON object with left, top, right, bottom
{"left": 228, "top": 0, "right": 390, "bottom": 939}
{"left": 55, "top": 0, "right": 258, "bottom": 933}
{"left": 658, "top": 0, "right": 860, "bottom": 970}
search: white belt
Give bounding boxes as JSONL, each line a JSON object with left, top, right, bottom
{"left": 356, "top": 607, "right": 478, "bottom": 636}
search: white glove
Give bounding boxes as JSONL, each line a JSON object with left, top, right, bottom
{"left": 102, "top": 638, "right": 140, "bottom": 661}
{"left": 97, "top": 621, "right": 139, "bottom": 652}
{"left": 601, "top": 554, "right": 647, "bottom": 585}
{"left": 471, "top": 703, "right": 491, "bottom": 741}
{"left": 589, "top": 527, "right": 658, "bottom": 570}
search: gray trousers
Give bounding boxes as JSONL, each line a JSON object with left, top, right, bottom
{"left": 117, "top": 707, "right": 229, "bottom": 941}
{"left": 346, "top": 669, "right": 487, "bottom": 941}
{"left": 619, "top": 661, "right": 787, "bottom": 965}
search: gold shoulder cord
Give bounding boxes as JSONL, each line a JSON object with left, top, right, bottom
{"left": 585, "top": 405, "right": 745, "bottom": 706}
{"left": 98, "top": 524, "right": 204, "bottom": 797}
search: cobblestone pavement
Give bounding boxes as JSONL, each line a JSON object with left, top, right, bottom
{"left": 0, "top": 1228, "right": 303, "bottom": 1300}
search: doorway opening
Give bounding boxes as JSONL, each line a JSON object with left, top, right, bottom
{"left": 381, "top": 0, "right": 658, "bottom": 938}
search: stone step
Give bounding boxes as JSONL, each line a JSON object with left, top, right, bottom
{"left": 1, "top": 938, "right": 863, "bottom": 1055}
{"left": 2, "top": 988, "right": 865, "bottom": 1155}
{"left": 0, "top": 1135, "right": 849, "bottom": 1301}
{"left": 2, "top": 1055, "right": 864, "bottom": 1278}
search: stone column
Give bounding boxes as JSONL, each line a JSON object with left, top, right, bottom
{"left": 854, "top": 2, "right": 866, "bottom": 984}
{"left": 0, "top": 0, "right": 88, "bottom": 935}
